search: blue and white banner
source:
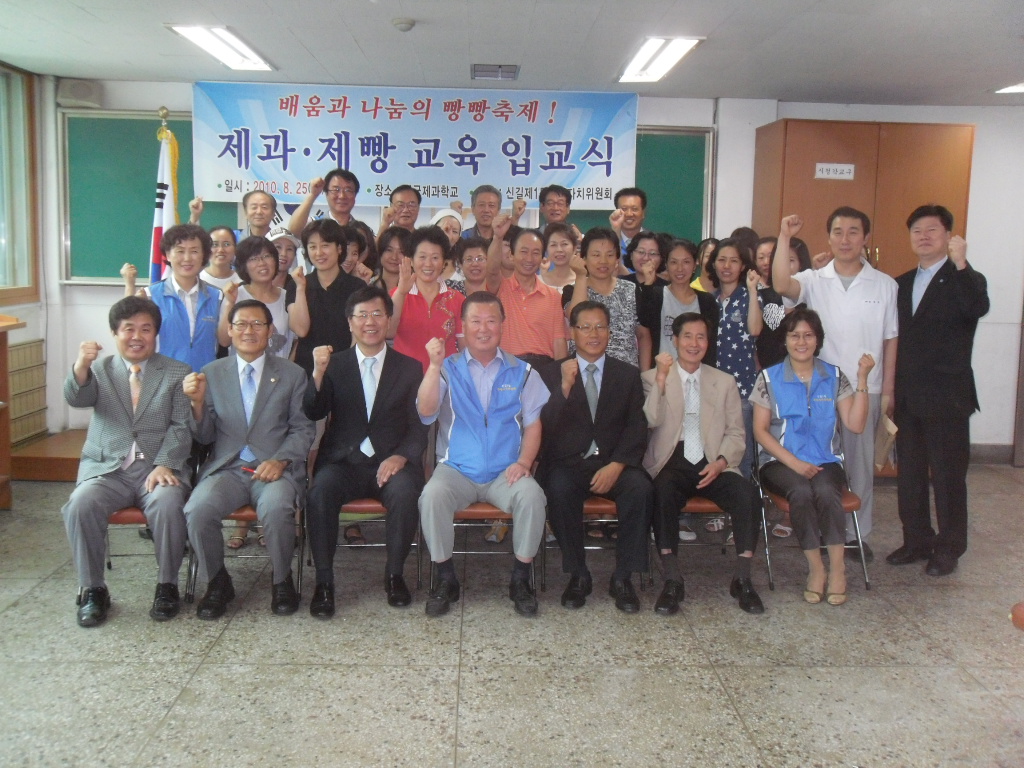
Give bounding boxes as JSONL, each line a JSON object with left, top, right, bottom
{"left": 193, "top": 81, "right": 637, "bottom": 209}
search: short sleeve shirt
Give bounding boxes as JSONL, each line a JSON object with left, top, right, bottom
{"left": 714, "top": 285, "right": 762, "bottom": 398}
{"left": 498, "top": 276, "right": 569, "bottom": 358}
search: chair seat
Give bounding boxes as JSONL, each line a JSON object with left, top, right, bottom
{"left": 766, "top": 490, "right": 861, "bottom": 515}
{"left": 225, "top": 505, "right": 257, "bottom": 522}
{"left": 582, "top": 497, "right": 617, "bottom": 517}
{"left": 108, "top": 507, "right": 146, "bottom": 525}
{"left": 453, "top": 502, "right": 510, "bottom": 521}
{"left": 341, "top": 498, "right": 387, "bottom": 516}
{"left": 682, "top": 496, "right": 725, "bottom": 515}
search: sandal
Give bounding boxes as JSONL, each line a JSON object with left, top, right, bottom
{"left": 343, "top": 524, "right": 367, "bottom": 546}
{"left": 227, "top": 535, "right": 248, "bottom": 550}
{"left": 257, "top": 533, "right": 267, "bottom": 548}
{"left": 705, "top": 518, "right": 726, "bottom": 533}
{"left": 484, "top": 522, "right": 508, "bottom": 544}
{"left": 585, "top": 522, "right": 605, "bottom": 539}
{"left": 771, "top": 523, "right": 793, "bottom": 539}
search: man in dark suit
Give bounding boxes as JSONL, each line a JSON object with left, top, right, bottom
{"left": 539, "top": 301, "right": 652, "bottom": 612}
{"left": 62, "top": 296, "right": 193, "bottom": 627}
{"left": 183, "top": 299, "right": 315, "bottom": 619}
{"left": 642, "top": 313, "right": 764, "bottom": 615}
{"left": 303, "top": 285, "right": 427, "bottom": 617}
{"left": 887, "top": 205, "right": 989, "bottom": 576}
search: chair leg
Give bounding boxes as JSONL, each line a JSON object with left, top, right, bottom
{"left": 296, "top": 519, "right": 305, "bottom": 601}
{"left": 415, "top": 524, "right": 423, "bottom": 590}
{"left": 184, "top": 544, "right": 198, "bottom": 603}
{"left": 539, "top": 529, "right": 546, "bottom": 592}
{"left": 759, "top": 495, "right": 775, "bottom": 591}
{"left": 105, "top": 530, "right": 112, "bottom": 570}
{"left": 850, "top": 510, "right": 871, "bottom": 590}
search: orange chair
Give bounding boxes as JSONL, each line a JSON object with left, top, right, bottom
{"left": 183, "top": 504, "right": 306, "bottom": 602}
{"left": 573, "top": 496, "right": 654, "bottom": 592}
{"left": 427, "top": 502, "right": 543, "bottom": 591}
{"left": 758, "top": 486, "right": 868, "bottom": 590}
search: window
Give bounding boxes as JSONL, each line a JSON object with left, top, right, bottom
{"left": 0, "top": 64, "right": 39, "bottom": 303}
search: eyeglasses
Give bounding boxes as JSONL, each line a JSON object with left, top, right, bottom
{"left": 393, "top": 201, "right": 419, "bottom": 210}
{"left": 463, "top": 255, "right": 487, "bottom": 264}
{"left": 230, "top": 320, "right": 269, "bottom": 331}
{"left": 633, "top": 249, "right": 660, "bottom": 259}
{"left": 327, "top": 186, "right": 356, "bottom": 196}
{"left": 351, "top": 311, "right": 387, "bottom": 321}
{"left": 246, "top": 253, "right": 275, "bottom": 263}
{"left": 573, "top": 324, "right": 609, "bottom": 334}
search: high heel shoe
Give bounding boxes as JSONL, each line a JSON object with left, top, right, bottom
{"left": 803, "top": 589, "right": 825, "bottom": 604}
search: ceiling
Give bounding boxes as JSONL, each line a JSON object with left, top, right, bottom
{"left": 2, "top": 0, "right": 1023, "bottom": 107}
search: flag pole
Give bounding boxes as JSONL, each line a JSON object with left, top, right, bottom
{"left": 150, "top": 106, "right": 179, "bottom": 284}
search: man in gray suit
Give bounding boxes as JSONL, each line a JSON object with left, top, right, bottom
{"left": 62, "top": 296, "right": 193, "bottom": 627}
{"left": 183, "top": 299, "right": 315, "bottom": 619}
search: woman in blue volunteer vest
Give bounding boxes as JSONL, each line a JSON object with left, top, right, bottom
{"left": 750, "top": 308, "right": 874, "bottom": 606}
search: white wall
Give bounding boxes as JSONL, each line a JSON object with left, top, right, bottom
{"left": 40, "top": 82, "right": 1024, "bottom": 449}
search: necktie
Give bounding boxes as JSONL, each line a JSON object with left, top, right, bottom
{"left": 583, "top": 363, "right": 599, "bottom": 458}
{"left": 240, "top": 363, "right": 256, "bottom": 462}
{"left": 359, "top": 357, "right": 377, "bottom": 457}
{"left": 129, "top": 364, "right": 142, "bottom": 412}
{"left": 683, "top": 376, "right": 703, "bottom": 464}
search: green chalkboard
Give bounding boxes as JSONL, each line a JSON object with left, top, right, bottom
{"left": 64, "top": 112, "right": 237, "bottom": 280}
{"left": 568, "top": 129, "right": 709, "bottom": 244}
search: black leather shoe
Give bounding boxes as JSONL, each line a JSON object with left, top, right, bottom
{"left": 385, "top": 574, "right": 412, "bottom": 607}
{"left": 425, "top": 579, "right": 460, "bottom": 617}
{"left": 309, "top": 583, "right": 335, "bottom": 618}
{"left": 560, "top": 572, "right": 593, "bottom": 609}
{"left": 654, "top": 579, "right": 684, "bottom": 616}
{"left": 196, "top": 568, "right": 235, "bottom": 620}
{"left": 77, "top": 586, "right": 111, "bottom": 627}
{"left": 886, "top": 545, "right": 932, "bottom": 566}
{"left": 730, "top": 576, "right": 765, "bottom": 614}
{"left": 509, "top": 578, "right": 538, "bottom": 616}
{"left": 925, "top": 552, "right": 958, "bottom": 577}
{"left": 845, "top": 541, "right": 874, "bottom": 563}
{"left": 149, "top": 583, "right": 180, "bottom": 621}
{"left": 271, "top": 573, "right": 299, "bottom": 615}
{"left": 609, "top": 576, "right": 640, "bottom": 614}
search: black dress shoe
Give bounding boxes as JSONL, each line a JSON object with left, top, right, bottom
{"left": 509, "top": 578, "right": 538, "bottom": 616}
{"left": 654, "top": 579, "right": 684, "bottom": 616}
{"left": 925, "top": 552, "right": 958, "bottom": 577}
{"left": 425, "top": 579, "right": 460, "bottom": 617}
{"left": 730, "top": 576, "right": 765, "bottom": 614}
{"left": 845, "top": 541, "right": 874, "bottom": 563}
{"left": 271, "top": 573, "right": 299, "bottom": 615}
{"left": 560, "top": 572, "right": 593, "bottom": 609}
{"left": 886, "top": 545, "right": 932, "bottom": 566}
{"left": 385, "top": 574, "right": 412, "bottom": 607}
{"left": 149, "top": 583, "right": 180, "bottom": 621}
{"left": 196, "top": 569, "right": 235, "bottom": 620}
{"left": 77, "top": 586, "right": 111, "bottom": 628}
{"left": 609, "top": 576, "right": 640, "bottom": 614}
{"left": 309, "top": 583, "right": 335, "bottom": 618}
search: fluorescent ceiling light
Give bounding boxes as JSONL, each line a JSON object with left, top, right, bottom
{"left": 996, "top": 82, "right": 1024, "bottom": 93}
{"left": 620, "top": 37, "right": 701, "bottom": 83}
{"left": 170, "top": 26, "right": 272, "bottom": 71}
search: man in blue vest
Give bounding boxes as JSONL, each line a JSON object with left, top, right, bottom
{"left": 417, "top": 291, "right": 550, "bottom": 617}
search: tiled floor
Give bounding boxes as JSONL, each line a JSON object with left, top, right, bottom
{"left": 1, "top": 468, "right": 1023, "bottom": 767}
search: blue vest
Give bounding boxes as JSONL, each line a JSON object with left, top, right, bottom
{"left": 438, "top": 352, "right": 531, "bottom": 484}
{"left": 757, "top": 358, "right": 843, "bottom": 468}
{"left": 149, "top": 279, "right": 221, "bottom": 372}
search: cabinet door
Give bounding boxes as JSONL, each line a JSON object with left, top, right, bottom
{"left": 871, "top": 123, "right": 974, "bottom": 278}
{"left": 779, "top": 121, "right": 881, "bottom": 255}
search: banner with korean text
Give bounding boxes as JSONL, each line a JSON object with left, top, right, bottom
{"left": 192, "top": 81, "right": 637, "bottom": 209}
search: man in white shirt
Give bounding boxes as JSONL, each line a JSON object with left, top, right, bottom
{"left": 772, "top": 208, "right": 898, "bottom": 562}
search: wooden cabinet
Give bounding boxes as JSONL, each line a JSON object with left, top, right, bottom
{"left": 752, "top": 119, "right": 974, "bottom": 278}
{"left": 0, "top": 315, "right": 26, "bottom": 509}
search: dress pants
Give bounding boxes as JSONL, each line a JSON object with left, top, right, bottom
{"left": 419, "top": 463, "right": 546, "bottom": 562}
{"left": 895, "top": 403, "right": 971, "bottom": 559}
{"left": 652, "top": 443, "right": 759, "bottom": 556}
{"left": 543, "top": 456, "right": 652, "bottom": 576}
{"left": 62, "top": 460, "right": 189, "bottom": 588}
{"left": 760, "top": 461, "right": 847, "bottom": 551}
{"left": 306, "top": 457, "right": 424, "bottom": 583}
{"left": 185, "top": 467, "right": 299, "bottom": 584}
{"left": 842, "top": 393, "right": 880, "bottom": 540}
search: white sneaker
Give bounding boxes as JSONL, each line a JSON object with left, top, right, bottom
{"left": 678, "top": 524, "right": 697, "bottom": 542}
